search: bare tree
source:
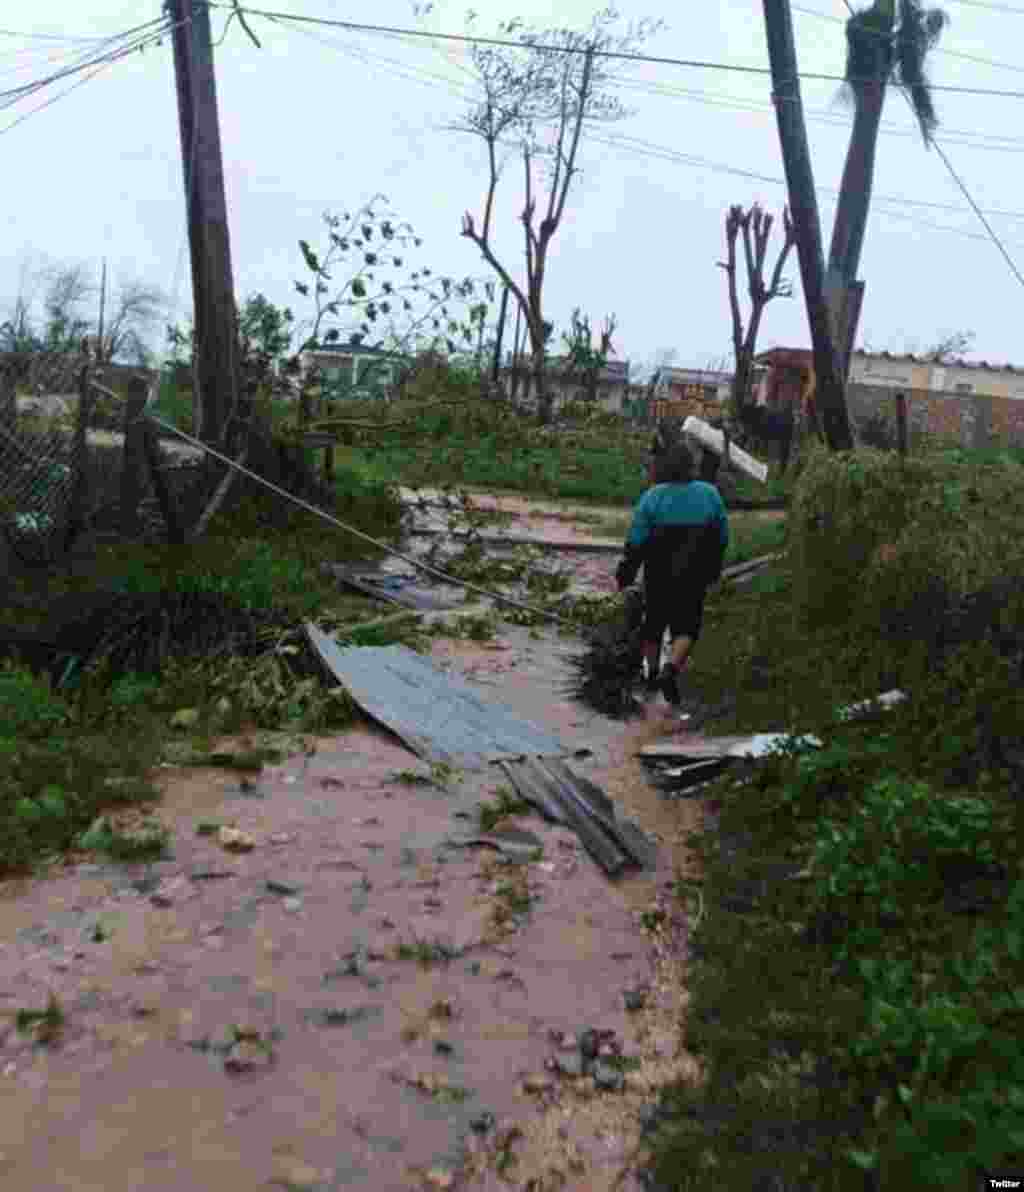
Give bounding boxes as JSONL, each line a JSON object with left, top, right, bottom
{"left": 923, "top": 329, "right": 974, "bottom": 362}
{"left": 456, "top": 6, "right": 663, "bottom": 424}
{"left": 40, "top": 263, "right": 93, "bottom": 352}
{"left": 98, "top": 278, "right": 169, "bottom": 365}
{"left": 718, "top": 202, "right": 797, "bottom": 418}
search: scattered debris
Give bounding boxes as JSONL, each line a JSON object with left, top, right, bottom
{"left": 265, "top": 879, "right": 302, "bottom": 896}
{"left": 500, "top": 757, "right": 656, "bottom": 877}
{"left": 321, "top": 563, "right": 463, "bottom": 611}
{"left": 836, "top": 688, "right": 907, "bottom": 722}
{"left": 567, "top": 588, "right": 647, "bottom": 719}
{"left": 218, "top": 826, "right": 256, "bottom": 853}
{"left": 446, "top": 824, "right": 546, "bottom": 864}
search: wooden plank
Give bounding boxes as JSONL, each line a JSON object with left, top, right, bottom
{"left": 648, "top": 758, "right": 733, "bottom": 792}
{"left": 638, "top": 736, "right": 750, "bottom": 762}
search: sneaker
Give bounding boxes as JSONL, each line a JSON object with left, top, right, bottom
{"left": 659, "top": 663, "right": 681, "bottom": 706}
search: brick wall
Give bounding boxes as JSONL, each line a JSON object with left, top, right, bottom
{"left": 847, "top": 384, "right": 1024, "bottom": 450}
{"left": 988, "top": 394, "right": 1024, "bottom": 446}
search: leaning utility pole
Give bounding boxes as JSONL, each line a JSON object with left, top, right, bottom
{"left": 762, "top": 0, "right": 854, "bottom": 451}
{"left": 96, "top": 258, "right": 107, "bottom": 363}
{"left": 166, "top": 0, "right": 239, "bottom": 448}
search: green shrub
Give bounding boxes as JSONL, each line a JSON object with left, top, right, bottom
{"left": 812, "top": 774, "right": 1001, "bottom": 941}
{"left": 790, "top": 441, "right": 1024, "bottom": 634}
{"left": 845, "top": 878, "right": 1024, "bottom": 1187}
{"left": 0, "top": 663, "right": 69, "bottom": 739}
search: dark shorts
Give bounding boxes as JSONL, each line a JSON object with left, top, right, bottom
{"left": 642, "top": 583, "right": 707, "bottom": 644}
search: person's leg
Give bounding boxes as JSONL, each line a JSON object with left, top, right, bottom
{"left": 659, "top": 590, "right": 706, "bottom": 706}
{"left": 669, "top": 634, "right": 694, "bottom": 670}
{"left": 643, "top": 639, "right": 661, "bottom": 683}
{"left": 640, "top": 583, "right": 669, "bottom": 689}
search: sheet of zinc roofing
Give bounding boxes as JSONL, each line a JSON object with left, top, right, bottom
{"left": 305, "top": 628, "right": 570, "bottom": 771}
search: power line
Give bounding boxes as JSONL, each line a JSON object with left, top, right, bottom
{"left": 895, "top": 83, "right": 1024, "bottom": 287}
{"left": 612, "top": 74, "right": 1024, "bottom": 155}
{"left": 806, "top": 0, "right": 1024, "bottom": 288}
{"left": 946, "top": 0, "right": 1024, "bottom": 13}
{"left": 211, "top": 2, "right": 1024, "bottom": 100}
{"left": 930, "top": 139, "right": 1024, "bottom": 284}
{"left": 0, "top": 28, "right": 112, "bottom": 43}
{"left": 595, "top": 129, "right": 1024, "bottom": 247}
{"left": 793, "top": 1, "right": 1024, "bottom": 74}
{"left": 0, "top": 17, "right": 170, "bottom": 105}
{"left": 0, "top": 20, "right": 175, "bottom": 133}
{"left": 267, "top": 15, "right": 1024, "bottom": 227}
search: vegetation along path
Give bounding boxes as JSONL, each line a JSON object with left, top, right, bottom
{"left": 0, "top": 618, "right": 707, "bottom": 1192}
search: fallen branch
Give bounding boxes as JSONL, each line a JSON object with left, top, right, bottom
{"left": 188, "top": 448, "right": 248, "bottom": 543}
{"left": 336, "top": 609, "right": 423, "bottom": 637}
{"left": 302, "top": 393, "right": 518, "bottom": 434}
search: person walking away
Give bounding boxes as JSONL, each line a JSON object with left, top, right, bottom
{"left": 615, "top": 443, "right": 729, "bottom": 706}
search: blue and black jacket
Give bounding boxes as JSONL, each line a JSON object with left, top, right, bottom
{"left": 616, "top": 481, "right": 730, "bottom": 592}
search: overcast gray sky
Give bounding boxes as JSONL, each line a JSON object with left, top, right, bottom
{"left": 3, "top": 0, "right": 1023, "bottom": 373}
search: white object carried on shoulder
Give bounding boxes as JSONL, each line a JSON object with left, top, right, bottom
{"left": 681, "top": 416, "right": 769, "bottom": 484}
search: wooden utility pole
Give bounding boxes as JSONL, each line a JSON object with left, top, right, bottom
{"left": 762, "top": 0, "right": 854, "bottom": 451}
{"left": 167, "top": 0, "right": 239, "bottom": 449}
{"left": 96, "top": 258, "right": 107, "bottom": 363}
{"left": 490, "top": 284, "right": 510, "bottom": 388}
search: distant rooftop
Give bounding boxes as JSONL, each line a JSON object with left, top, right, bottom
{"left": 756, "top": 346, "right": 1024, "bottom": 374}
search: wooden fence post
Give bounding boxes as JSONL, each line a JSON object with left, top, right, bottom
{"left": 64, "top": 361, "right": 96, "bottom": 556}
{"left": 0, "top": 359, "right": 16, "bottom": 432}
{"left": 120, "top": 376, "right": 149, "bottom": 538}
{"left": 895, "top": 391, "right": 908, "bottom": 459}
{"left": 140, "top": 422, "right": 186, "bottom": 546}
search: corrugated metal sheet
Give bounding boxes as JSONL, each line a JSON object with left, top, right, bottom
{"left": 305, "top": 627, "right": 571, "bottom": 771}
{"left": 500, "top": 756, "right": 657, "bottom": 876}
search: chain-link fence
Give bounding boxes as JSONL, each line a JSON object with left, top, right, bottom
{"left": 1, "top": 343, "right": 344, "bottom": 576}
{"left": 0, "top": 347, "right": 95, "bottom": 568}
{"left": 0, "top": 347, "right": 212, "bottom": 571}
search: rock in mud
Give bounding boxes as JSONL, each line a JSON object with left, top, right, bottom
{"left": 624, "top": 989, "right": 648, "bottom": 1012}
{"left": 223, "top": 1040, "right": 274, "bottom": 1073}
{"left": 552, "top": 1050, "right": 586, "bottom": 1079}
{"left": 265, "top": 878, "right": 302, "bottom": 896}
{"left": 469, "top": 1111, "right": 496, "bottom": 1134}
{"left": 218, "top": 827, "right": 255, "bottom": 852}
{"left": 592, "top": 1061, "right": 626, "bottom": 1092}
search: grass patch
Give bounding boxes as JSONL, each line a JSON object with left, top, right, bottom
{"left": 326, "top": 396, "right": 787, "bottom": 506}
{"left": 390, "top": 769, "right": 432, "bottom": 786}
{"left": 14, "top": 991, "right": 65, "bottom": 1045}
{"left": 642, "top": 445, "right": 1024, "bottom": 1190}
{"left": 478, "top": 786, "right": 533, "bottom": 832}
{"left": 77, "top": 815, "right": 171, "bottom": 863}
{"left": 394, "top": 937, "right": 456, "bottom": 967}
